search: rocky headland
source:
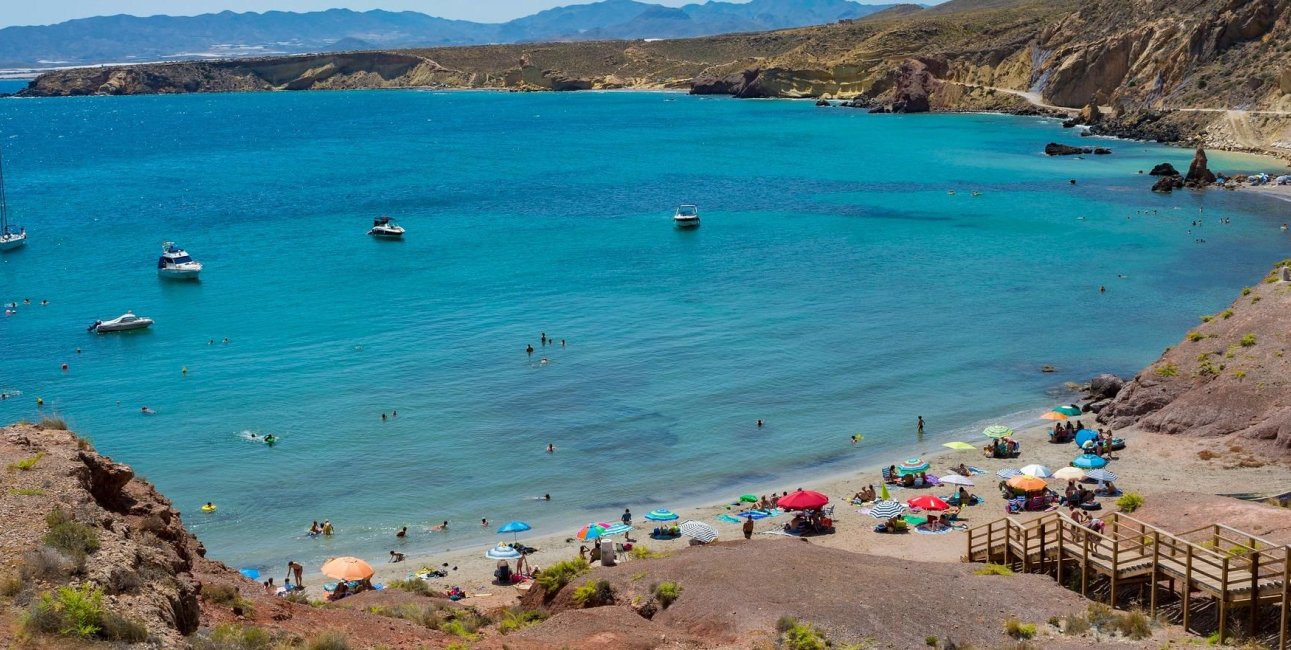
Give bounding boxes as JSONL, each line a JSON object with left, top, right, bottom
{"left": 14, "top": 0, "right": 1291, "bottom": 160}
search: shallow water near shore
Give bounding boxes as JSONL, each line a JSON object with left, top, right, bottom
{"left": 1, "top": 85, "right": 1289, "bottom": 571}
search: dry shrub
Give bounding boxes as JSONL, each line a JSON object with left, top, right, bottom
{"left": 20, "top": 547, "right": 74, "bottom": 581}
{"left": 1198, "top": 449, "right": 1219, "bottom": 460}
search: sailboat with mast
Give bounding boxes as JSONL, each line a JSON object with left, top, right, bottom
{"left": 0, "top": 146, "right": 26, "bottom": 251}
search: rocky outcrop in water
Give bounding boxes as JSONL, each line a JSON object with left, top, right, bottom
{"left": 1150, "top": 163, "right": 1180, "bottom": 176}
{"left": 1100, "top": 261, "right": 1291, "bottom": 448}
{"left": 1184, "top": 146, "right": 1217, "bottom": 187}
{"left": 1045, "top": 143, "right": 1112, "bottom": 156}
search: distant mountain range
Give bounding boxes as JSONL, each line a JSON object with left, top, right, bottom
{"left": 0, "top": 0, "right": 908, "bottom": 69}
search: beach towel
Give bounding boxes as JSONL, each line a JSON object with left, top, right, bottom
{"left": 716, "top": 514, "right": 743, "bottom": 524}
{"left": 968, "top": 466, "right": 986, "bottom": 475}
{"left": 913, "top": 524, "right": 954, "bottom": 535}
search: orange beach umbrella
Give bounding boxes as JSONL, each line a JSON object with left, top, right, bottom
{"left": 1040, "top": 411, "right": 1068, "bottom": 421}
{"left": 1006, "top": 475, "right": 1048, "bottom": 492}
{"left": 320, "top": 556, "right": 374, "bottom": 581}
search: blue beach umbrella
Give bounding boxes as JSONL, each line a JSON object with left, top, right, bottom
{"left": 897, "top": 457, "right": 931, "bottom": 476}
{"left": 602, "top": 523, "right": 632, "bottom": 537}
{"left": 645, "top": 509, "right": 679, "bottom": 522}
{"left": 1074, "top": 429, "right": 1100, "bottom": 449}
{"left": 239, "top": 568, "right": 261, "bottom": 580}
{"left": 497, "top": 520, "right": 532, "bottom": 543}
{"left": 486, "top": 544, "right": 522, "bottom": 560}
{"left": 1072, "top": 454, "right": 1108, "bottom": 469}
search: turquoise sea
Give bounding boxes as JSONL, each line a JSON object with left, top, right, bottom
{"left": 1, "top": 82, "right": 1288, "bottom": 572}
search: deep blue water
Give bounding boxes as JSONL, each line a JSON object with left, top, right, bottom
{"left": 1, "top": 84, "right": 1288, "bottom": 571}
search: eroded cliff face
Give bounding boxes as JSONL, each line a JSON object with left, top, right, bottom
{"left": 1099, "top": 262, "right": 1291, "bottom": 448}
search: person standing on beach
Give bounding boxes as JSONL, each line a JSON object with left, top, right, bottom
{"left": 287, "top": 561, "right": 304, "bottom": 586}
{"left": 742, "top": 515, "right": 754, "bottom": 539}
{"left": 621, "top": 509, "right": 632, "bottom": 526}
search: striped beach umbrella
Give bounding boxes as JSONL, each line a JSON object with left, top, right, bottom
{"left": 679, "top": 521, "right": 718, "bottom": 543}
{"left": 1085, "top": 469, "right": 1118, "bottom": 482}
{"left": 1073, "top": 454, "right": 1108, "bottom": 469}
{"left": 575, "top": 522, "right": 612, "bottom": 541}
{"left": 485, "top": 544, "right": 522, "bottom": 560}
{"left": 1019, "top": 464, "right": 1053, "bottom": 478}
{"left": 868, "top": 500, "right": 907, "bottom": 519}
{"left": 996, "top": 468, "right": 1022, "bottom": 479}
{"left": 644, "top": 509, "right": 679, "bottom": 522}
{"left": 983, "top": 425, "right": 1014, "bottom": 439}
{"left": 601, "top": 523, "right": 632, "bottom": 537}
{"left": 897, "top": 457, "right": 930, "bottom": 476}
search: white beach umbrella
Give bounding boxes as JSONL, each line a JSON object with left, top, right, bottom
{"left": 1019, "top": 464, "right": 1053, "bottom": 478}
{"left": 485, "top": 544, "right": 522, "bottom": 560}
{"left": 938, "top": 474, "right": 974, "bottom": 486}
{"left": 679, "top": 521, "right": 718, "bottom": 543}
{"left": 1052, "top": 467, "right": 1086, "bottom": 481}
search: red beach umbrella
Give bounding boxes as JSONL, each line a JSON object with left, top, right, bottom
{"left": 777, "top": 490, "right": 829, "bottom": 511}
{"left": 907, "top": 495, "right": 950, "bottom": 511}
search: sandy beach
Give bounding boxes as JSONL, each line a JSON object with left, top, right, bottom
{"left": 1246, "top": 182, "right": 1291, "bottom": 204}
{"left": 300, "top": 414, "right": 1291, "bottom": 610}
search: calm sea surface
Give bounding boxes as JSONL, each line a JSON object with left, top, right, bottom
{"left": 1, "top": 82, "right": 1288, "bottom": 571}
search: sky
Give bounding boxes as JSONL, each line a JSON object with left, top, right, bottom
{"left": 1, "top": 0, "right": 744, "bottom": 28}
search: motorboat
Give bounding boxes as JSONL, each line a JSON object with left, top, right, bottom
{"left": 0, "top": 145, "right": 25, "bottom": 252}
{"left": 89, "top": 311, "right": 154, "bottom": 333}
{"left": 673, "top": 204, "right": 700, "bottom": 229}
{"left": 157, "top": 241, "right": 203, "bottom": 279}
{"left": 368, "top": 216, "right": 405, "bottom": 238}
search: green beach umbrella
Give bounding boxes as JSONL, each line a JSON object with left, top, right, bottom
{"left": 739, "top": 494, "right": 758, "bottom": 503}
{"left": 1054, "top": 405, "right": 1082, "bottom": 416}
{"left": 880, "top": 483, "right": 891, "bottom": 501}
{"left": 943, "top": 441, "right": 976, "bottom": 451}
{"left": 983, "top": 425, "right": 1014, "bottom": 439}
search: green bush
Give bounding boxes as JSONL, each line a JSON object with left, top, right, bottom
{"left": 190, "top": 623, "right": 273, "bottom": 650}
{"left": 629, "top": 545, "right": 669, "bottom": 560}
{"left": 571, "top": 579, "right": 615, "bottom": 608}
{"left": 1154, "top": 363, "right": 1179, "bottom": 378}
{"left": 305, "top": 631, "right": 352, "bottom": 650}
{"left": 654, "top": 581, "right": 682, "bottom": 608}
{"left": 497, "top": 607, "right": 547, "bottom": 634}
{"left": 25, "top": 584, "right": 105, "bottom": 639}
{"left": 535, "top": 557, "right": 589, "bottom": 594}
{"left": 1241, "top": 287, "right": 1252, "bottom": 296}
{"left": 777, "top": 617, "right": 829, "bottom": 650}
{"left": 387, "top": 578, "right": 432, "bottom": 595}
{"left": 1003, "top": 618, "right": 1036, "bottom": 639}
{"left": 1220, "top": 309, "right": 1234, "bottom": 319}
{"left": 1240, "top": 334, "right": 1257, "bottom": 347}
{"left": 43, "top": 509, "right": 100, "bottom": 563}
{"left": 38, "top": 416, "right": 68, "bottom": 430}
{"left": 9, "top": 488, "right": 45, "bottom": 496}
{"left": 1116, "top": 492, "right": 1145, "bottom": 513}
{"left": 1111, "top": 609, "right": 1152, "bottom": 639}
{"left": 974, "top": 563, "right": 1013, "bottom": 576}
{"left": 203, "top": 583, "right": 240, "bottom": 606}
{"left": 1187, "top": 331, "right": 1205, "bottom": 342}
{"left": 9, "top": 452, "right": 45, "bottom": 471}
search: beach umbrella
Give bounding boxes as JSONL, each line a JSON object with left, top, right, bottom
{"left": 938, "top": 474, "right": 974, "bottom": 486}
{"left": 1019, "top": 464, "right": 1053, "bottom": 478}
{"left": 1053, "top": 467, "right": 1086, "bottom": 481}
{"left": 1072, "top": 454, "right": 1108, "bottom": 469}
{"left": 1041, "top": 411, "right": 1068, "bottom": 421}
{"left": 575, "top": 522, "right": 612, "bottom": 541}
{"left": 679, "top": 521, "right": 718, "bottom": 543}
{"left": 868, "top": 500, "right": 906, "bottom": 519}
{"left": 778, "top": 490, "right": 829, "bottom": 510}
{"left": 1074, "top": 429, "right": 1100, "bottom": 448}
{"left": 983, "top": 425, "right": 1014, "bottom": 439}
{"left": 645, "top": 509, "right": 679, "bottom": 522}
{"left": 1085, "top": 469, "right": 1118, "bottom": 482}
{"left": 320, "top": 556, "right": 374, "bottom": 581}
{"left": 485, "top": 544, "right": 522, "bottom": 560}
{"left": 1006, "top": 475, "right": 1048, "bottom": 492}
{"left": 896, "top": 458, "right": 930, "bottom": 476}
{"left": 497, "top": 520, "right": 532, "bottom": 543}
{"left": 602, "top": 523, "right": 632, "bottom": 537}
{"left": 239, "top": 568, "right": 261, "bottom": 580}
{"left": 942, "top": 441, "right": 976, "bottom": 451}
{"left": 1054, "top": 405, "right": 1082, "bottom": 416}
{"left": 739, "top": 494, "right": 758, "bottom": 503}
{"left": 907, "top": 495, "right": 950, "bottom": 511}
{"left": 996, "top": 468, "right": 1022, "bottom": 479}
{"left": 879, "top": 482, "right": 891, "bottom": 501}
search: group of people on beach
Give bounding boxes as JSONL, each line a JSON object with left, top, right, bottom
{"left": 307, "top": 520, "right": 334, "bottom": 537}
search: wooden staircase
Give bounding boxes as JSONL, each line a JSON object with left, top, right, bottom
{"left": 966, "top": 511, "right": 1291, "bottom": 647}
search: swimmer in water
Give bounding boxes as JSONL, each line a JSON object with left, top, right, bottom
{"left": 432, "top": 520, "right": 449, "bottom": 531}
{"left": 141, "top": 406, "right": 155, "bottom": 415}
{"left": 204, "top": 502, "right": 215, "bottom": 510}
{"left": 396, "top": 526, "right": 407, "bottom": 538}
{"left": 264, "top": 434, "right": 276, "bottom": 445}
{"left": 547, "top": 443, "right": 555, "bottom": 453}
{"left": 481, "top": 518, "right": 488, "bottom": 527}
{"left": 223, "top": 337, "right": 230, "bottom": 344}
{"left": 757, "top": 419, "right": 764, "bottom": 428}
{"left": 539, "top": 358, "right": 549, "bottom": 365}
{"left": 544, "top": 494, "right": 551, "bottom": 501}
{"left": 1099, "top": 285, "right": 1106, "bottom": 293}
{"left": 526, "top": 344, "right": 534, "bottom": 356}
{"left": 381, "top": 413, "right": 387, "bottom": 422}
{"left": 250, "top": 433, "right": 258, "bottom": 439}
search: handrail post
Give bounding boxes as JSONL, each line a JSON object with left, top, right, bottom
{"left": 987, "top": 523, "right": 994, "bottom": 564}
{"left": 1150, "top": 532, "right": 1159, "bottom": 616}
{"left": 1184, "top": 544, "right": 1193, "bottom": 634}
{"left": 1279, "top": 545, "right": 1289, "bottom": 650}
{"left": 1219, "top": 556, "right": 1230, "bottom": 645}
{"left": 1039, "top": 522, "right": 1047, "bottom": 574}
{"left": 1082, "top": 534, "right": 1089, "bottom": 597}
{"left": 1057, "top": 518, "right": 1065, "bottom": 587}
{"left": 1252, "top": 550, "right": 1261, "bottom": 637}
{"left": 1111, "top": 532, "right": 1120, "bottom": 607}
{"left": 1022, "top": 526, "right": 1031, "bottom": 573}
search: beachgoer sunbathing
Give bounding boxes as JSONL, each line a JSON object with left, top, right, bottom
{"left": 953, "top": 464, "right": 970, "bottom": 477}
{"left": 329, "top": 582, "right": 349, "bottom": 600}
{"left": 901, "top": 473, "right": 915, "bottom": 487}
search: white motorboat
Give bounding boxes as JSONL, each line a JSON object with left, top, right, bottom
{"left": 89, "top": 311, "right": 154, "bottom": 333}
{"left": 673, "top": 204, "right": 700, "bottom": 229}
{"left": 0, "top": 145, "right": 25, "bottom": 252}
{"left": 157, "top": 241, "right": 203, "bottom": 279}
{"left": 368, "top": 216, "right": 405, "bottom": 238}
